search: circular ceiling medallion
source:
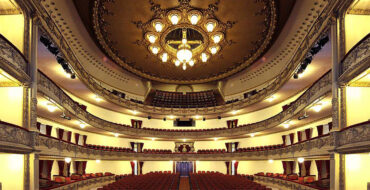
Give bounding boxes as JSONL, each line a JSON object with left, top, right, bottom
{"left": 92, "top": 0, "right": 279, "bottom": 84}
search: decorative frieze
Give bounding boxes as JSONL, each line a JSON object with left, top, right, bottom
{"left": 254, "top": 176, "right": 320, "bottom": 190}
{"left": 47, "top": 175, "right": 114, "bottom": 190}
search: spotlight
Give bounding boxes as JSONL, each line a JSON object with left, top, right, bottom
{"left": 217, "top": 116, "right": 221, "bottom": 120}
{"left": 293, "top": 73, "right": 298, "bottom": 79}
{"left": 148, "top": 116, "right": 151, "bottom": 120}
{"left": 203, "top": 117, "right": 206, "bottom": 121}
{"left": 70, "top": 74, "right": 76, "bottom": 79}
{"left": 40, "top": 36, "right": 52, "bottom": 47}
{"left": 64, "top": 157, "right": 71, "bottom": 163}
{"left": 48, "top": 45, "right": 59, "bottom": 55}
{"left": 298, "top": 157, "right": 305, "bottom": 163}
{"left": 163, "top": 118, "right": 166, "bottom": 121}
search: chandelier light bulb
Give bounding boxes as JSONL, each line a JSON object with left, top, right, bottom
{"left": 154, "top": 22, "right": 163, "bottom": 32}
{"left": 182, "top": 38, "right": 187, "bottom": 44}
{"left": 189, "top": 60, "right": 195, "bottom": 67}
{"left": 201, "top": 53, "right": 208, "bottom": 62}
{"left": 161, "top": 53, "right": 168, "bottom": 62}
{"left": 177, "top": 48, "right": 192, "bottom": 62}
{"left": 170, "top": 14, "right": 179, "bottom": 25}
{"left": 151, "top": 46, "right": 159, "bottom": 54}
{"left": 190, "top": 14, "right": 199, "bottom": 25}
{"left": 206, "top": 22, "right": 215, "bottom": 32}
{"left": 182, "top": 63, "right": 187, "bottom": 70}
{"left": 213, "top": 34, "right": 222, "bottom": 43}
{"left": 147, "top": 34, "right": 156, "bottom": 43}
{"left": 210, "top": 46, "right": 218, "bottom": 54}
{"left": 175, "top": 60, "right": 181, "bottom": 67}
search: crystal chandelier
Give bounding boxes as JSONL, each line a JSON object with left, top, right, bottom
{"left": 137, "top": 0, "right": 231, "bottom": 70}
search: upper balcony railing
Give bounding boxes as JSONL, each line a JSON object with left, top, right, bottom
{"left": 37, "top": 70, "right": 332, "bottom": 139}
{"left": 339, "top": 34, "right": 370, "bottom": 84}
{"left": 0, "top": 34, "right": 30, "bottom": 84}
{"left": 1, "top": 119, "right": 369, "bottom": 161}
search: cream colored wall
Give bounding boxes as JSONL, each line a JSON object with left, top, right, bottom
{"left": 196, "top": 161, "right": 227, "bottom": 174}
{"left": 345, "top": 14, "right": 370, "bottom": 53}
{"left": 65, "top": 90, "right": 302, "bottom": 131}
{"left": 0, "top": 14, "right": 24, "bottom": 52}
{"left": 0, "top": 87, "right": 23, "bottom": 126}
{"left": 238, "top": 160, "right": 283, "bottom": 175}
{"left": 86, "top": 160, "right": 132, "bottom": 175}
{"left": 345, "top": 153, "right": 370, "bottom": 190}
{"left": 142, "top": 161, "right": 173, "bottom": 174}
{"left": 0, "top": 153, "right": 24, "bottom": 190}
{"left": 346, "top": 87, "right": 370, "bottom": 126}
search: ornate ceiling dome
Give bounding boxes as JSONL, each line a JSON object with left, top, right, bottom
{"left": 75, "top": 0, "right": 295, "bottom": 84}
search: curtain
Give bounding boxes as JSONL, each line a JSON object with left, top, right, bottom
{"left": 225, "top": 162, "right": 230, "bottom": 175}
{"left": 46, "top": 160, "right": 54, "bottom": 179}
{"left": 325, "top": 160, "right": 330, "bottom": 179}
{"left": 227, "top": 120, "right": 231, "bottom": 128}
{"left": 282, "top": 136, "right": 286, "bottom": 146}
{"left": 139, "top": 161, "right": 144, "bottom": 175}
{"left": 225, "top": 143, "right": 230, "bottom": 152}
{"left": 289, "top": 133, "right": 295, "bottom": 144}
{"left": 74, "top": 133, "right": 80, "bottom": 145}
{"left": 82, "top": 161, "right": 87, "bottom": 174}
{"left": 57, "top": 161, "right": 64, "bottom": 176}
{"left": 304, "top": 161, "right": 312, "bottom": 176}
{"left": 67, "top": 131, "right": 72, "bottom": 142}
{"left": 130, "top": 142, "right": 135, "bottom": 151}
{"left": 315, "top": 160, "right": 323, "bottom": 179}
{"left": 130, "top": 161, "right": 135, "bottom": 175}
{"left": 82, "top": 135, "right": 87, "bottom": 146}
{"left": 297, "top": 131, "right": 302, "bottom": 142}
{"left": 131, "top": 119, "right": 136, "bottom": 128}
{"left": 66, "top": 162, "right": 71, "bottom": 177}
{"left": 235, "top": 142, "right": 239, "bottom": 150}
{"left": 305, "top": 128, "right": 312, "bottom": 140}
{"left": 328, "top": 122, "right": 333, "bottom": 131}
{"left": 37, "top": 122, "right": 41, "bottom": 131}
{"left": 74, "top": 161, "right": 80, "bottom": 174}
{"left": 282, "top": 161, "right": 287, "bottom": 174}
{"left": 138, "top": 120, "right": 143, "bottom": 128}
{"left": 233, "top": 120, "right": 238, "bottom": 128}
{"left": 39, "top": 160, "right": 44, "bottom": 178}
{"left": 46, "top": 125, "right": 52, "bottom": 136}
{"left": 193, "top": 161, "right": 196, "bottom": 174}
{"left": 317, "top": 125, "right": 323, "bottom": 136}
{"left": 57, "top": 128, "right": 64, "bottom": 140}
{"left": 234, "top": 161, "right": 239, "bottom": 175}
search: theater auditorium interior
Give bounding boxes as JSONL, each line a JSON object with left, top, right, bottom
{"left": 0, "top": 0, "right": 369, "bottom": 190}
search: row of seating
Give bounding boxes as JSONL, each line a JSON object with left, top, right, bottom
{"left": 98, "top": 173, "right": 180, "bottom": 190}
{"left": 86, "top": 144, "right": 134, "bottom": 152}
{"left": 236, "top": 144, "right": 284, "bottom": 152}
{"left": 190, "top": 172, "right": 272, "bottom": 190}
{"left": 141, "top": 127, "right": 228, "bottom": 132}
{"left": 151, "top": 90, "right": 218, "bottom": 108}
{"left": 143, "top": 149, "right": 172, "bottom": 154}
{"left": 197, "top": 149, "right": 226, "bottom": 154}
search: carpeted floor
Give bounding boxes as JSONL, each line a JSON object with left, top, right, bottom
{"left": 178, "top": 177, "right": 190, "bottom": 190}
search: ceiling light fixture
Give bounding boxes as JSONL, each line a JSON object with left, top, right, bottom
{"left": 96, "top": 159, "right": 101, "bottom": 163}
{"left": 298, "top": 157, "right": 305, "bottom": 163}
{"left": 64, "top": 157, "right": 71, "bottom": 163}
{"left": 138, "top": 1, "right": 231, "bottom": 71}
{"left": 268, "top": 159, "right": 274, "bottom": 163}
{"left": 114, "top": 133, "right": 119, "bottom": 137}
{"left": 266, "top": 95, "right": 276, "bottom": 102}
{"left": 94, "top": 94, "right": 103, "bottom": 102}
{"left": 250, "top": 133, "right": 255, "bottom": 137}
{"left": 311, "top": 103, "right": 323, "bottom": 112}
{"left": 46, "top": 103, "right": 57, "bottom": 112}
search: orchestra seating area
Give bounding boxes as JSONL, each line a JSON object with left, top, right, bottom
{"left": 190, "top": 172, "right": 272, "bottom": 190}
{"left": 98, "top": 172, "right": 180, "bottom": 190}
{"left": 149, "top": 90, "right": 220, "bottom": 108}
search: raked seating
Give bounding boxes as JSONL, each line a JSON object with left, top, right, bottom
{"left": 98, "top": 172, "right": 179, "bottom": 190}
{"left": 236, "top": 144, "right": 284, "bottom": 152}
{"left": 143, "top": 149, "right": 172, "bottom": 154}
{"left": 86, "top": 144, "right": 134, "bottom": 152}
{"left": 190, "top": 171, "right": 271, "bottom": 190}
{"left": 197, "top": 149, "right": 226, "bottom": 154}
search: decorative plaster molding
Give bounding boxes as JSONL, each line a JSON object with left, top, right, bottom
{"left": 37, "top": 134, "right": 333, "bottom": 161}
{"left": 37, "top": 71, "right": 331, "bottom": 138}
{"left": 0, "top": 35, "right": 30, "bottom": 85}
{"left": 0, "top": 122, "right": 35, "bottom": 152}
{"left": 339, "top": 35, "right": 370, "bottom": 85}
{"left": 46, "top": 175, "right": 114, "bottom": 190}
